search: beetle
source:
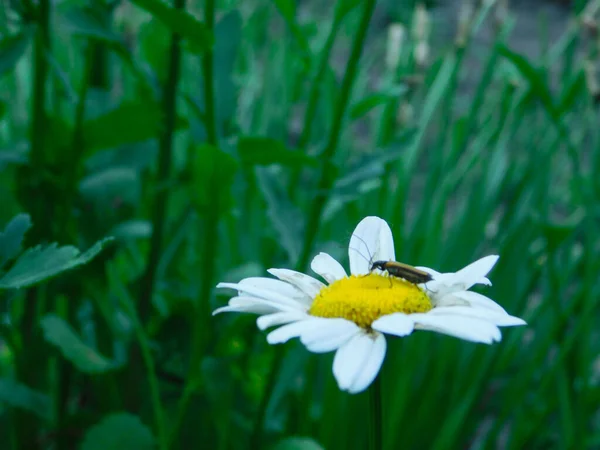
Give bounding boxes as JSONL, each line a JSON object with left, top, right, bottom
{"left": 370, "top": 260, "right": 433, "bottom": 284}
{"left": 350, "top": 233, "right": 433, "bottom": 285}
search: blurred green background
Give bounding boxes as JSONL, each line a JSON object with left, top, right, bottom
{"left": 1, "top": 0, "right": 599, "bottom": 448}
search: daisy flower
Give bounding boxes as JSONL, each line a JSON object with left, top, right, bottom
{"left": 214, "top": 216, "right": 526, "bottom": 394}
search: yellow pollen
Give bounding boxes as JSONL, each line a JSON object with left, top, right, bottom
{"left": 309, "top": 274, "right": 433, "bottom": 329}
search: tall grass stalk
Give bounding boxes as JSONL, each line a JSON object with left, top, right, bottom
{"left": 170, "top": 0, "right": 219, "bottom": 444}
{"left": 138, "top": 0, "right": 185, "bottom": 322}
{"left": 369, "top": 376, "right": 383, "bottom": 450}
{"left": 251, "top": 0, "right": 377, "bottom": 446}
{"left": 14, "top": 0, "right": 51, "bottom": 447}
{"left": 296, "top": 0, "right": 376, "bottom": 271}
{"left": 288, "top": 5, "right": 344, "bottom": 199}
{"left": 122, "top": 294, "right": 167, "bottom": 450}
{"left": 128, "top": 0, "right": 185, "bottom": 415}
{"left": 54, "top": 41, "right": 95, "bottom": 450}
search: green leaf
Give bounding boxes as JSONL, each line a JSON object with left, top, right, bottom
{"left": 256, "top": 167, "right": 302, "bottom": 264}
{"left": 110, "top": 220, "right": 152, "bottom": 241}
{"left": 40, "top": 314, "right": 115, "bottom": 374}
{"left": 0, "top": 145, "right": 28, "bottom": 169}
{"left": 498, "top": 45, "right": 557, "bottom": 118}
{"left": 214, "top": 11, "right": 242, "bottom": 127}
{"left": 131, "top": 0, "right": 212, "bottom": 53}
{"left": 273, "top": 0, "right": 295, "bottom": 21}
{"left": 83, "top": 101, "right": 187, "bottom": 152}
{"left": 273, "top": 0, "right": 309, "bottom": 56}
{"left": 238, "top": 137, "right": 317, "bottom": 167}
{"left": 0, "top": 237, "right": 113, "bottom": 289}
{"left": 272, "top": 437, "right": 325, "bottom": 450}
{"left": 190, "top": 144, "right": 237, "bottom": 213}
{"left": 81, "top": 412, "right": 155, "bottom": 450}
{"left": 539, "top": 210, "right": 585, "bottom": 252}
{"left": 0, "top": 214, "right": 32, "bottom": 268}
{"left": 335, "top": 0, "right": 364, "bottom": 21}
{"left": 79, "top": 167, "right": 141, "bottom": 206}
{"left": 0, "top": 378, "right": 51, "bottom": 419}
{"left": 0, "top": 31, "right": 31, "bottom": 77}
{"left": 61, "top": 6, "right": 123, "bottom": 43}
{"left": 350, "top": 86, "right": 407, "bottom": 120}
{"left": 138, "top": 18, "right": 171, "bottom": 82}
{"left": 557, "top": 70, "right": 586, "bottom": 115}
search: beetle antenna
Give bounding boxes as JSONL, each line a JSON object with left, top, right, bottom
{"left": 348, "top": 246, "right": 371, "bottom": 265}
{"left": 350, "top": 233, "right": 375, "bottom": 266}
{"left": 331, "top": 240, "right": 373, "bottom": 268}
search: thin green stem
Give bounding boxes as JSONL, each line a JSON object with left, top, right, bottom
{"left": 250, "top": 346, "right": 286, "bottom": 448}
{"left": 15, "top": 0, "right": 50, "bottom": 447}
{"left": 62, "top": 42, "right": 93, "bottom": 241}
{"left": 168, "top": 0, "right": 218, "bottom": 445}
{"left": 29, "top": 0, "right": 49, "bottom": 173}
{"left": 369, "top": 375, "right": 383, "bottom": 450}
{"left": 54, "top": 44, "right": 95, "bottom": 450}
{"left": 201, "top": 0, "right": 217, "bottom": 146}
{"left": 166, "top": 383, "right": 195, "bottom": 450}
{"left": 288, "top": 13, "right": 342, "bottom": 199}
{"left": 196, "top": 0, "right": 218, "bottom": 324}
{"left": 138, "top": 0, "right": 185, "bottom": 322}
{"left": 122, "top": 297, "right": 167, "bottom": 450}
{"left": 128, "top": 0, "right": 184, "bottom": 418}
{"left": 296, "top": 0, "right": 376, "bottom": 271}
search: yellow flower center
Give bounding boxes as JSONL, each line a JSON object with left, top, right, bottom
{"left": 309, "top": 274, "right": 433, "bottom": 329}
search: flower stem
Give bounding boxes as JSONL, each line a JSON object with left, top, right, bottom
{"left": 288, "top": 11, "right": 343, "bottom": 200}
{"left": 369, "top": 375, "right": 383, "bottom": 450}
{"left": 296, "top": 0, "right": 376, "bottom": 271}
{"left": 121, "top": 292, "right": 167, "bottom": 450}
{"left": 250, "top": 345, "right": 285, "bottom": 448}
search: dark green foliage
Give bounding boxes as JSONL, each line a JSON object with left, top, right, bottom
{"left": 0, "top": 32, "right": 31, "bottom": 77}
{"left": 0, "top": 1, "right": 598, "bottom": 449}
{"left": 80, "top": 412, "right": 155, "bottom": 450}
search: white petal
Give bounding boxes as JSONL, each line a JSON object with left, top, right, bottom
{"left": 217, "top": 282, "right": 308, "bottom": 311}
{"left": 477, "top": 277, "right": 492, "bottom": 286}
{"left": 226, "top": 296, "right": 297, "bottom": 313}
{"left": 439, "top": 291, "right": 508, "bottom": 314}
{"left": 453, "top": 255, "right": 499, "bottom": 290}
{"left": 415, "top": 266, "right": 441, "bottom": 277}
{"left": 427, "top": 306, "right": 526, "bottom": 327}
{"left": 266, "top": 318, "right": 325, "bottom": 344}
{"left": 423, "top": 256, "right": 498, "bottom": 296}
{"left": 347, "top": 333, "right": 386, "bottom": 394}
{"left": 410, "top": 313, "right": 502, "bottom": 344}
{"left": 213, "top": 296, "right": 287, "bottom": 315}
{"left": 267, "top": 268, "right": 324, "bottom": 300}
{"left": 372, "top": 313, "right": 415, "bottom": 337}
{"left": 238, "top": 277, "right": 307, "bottom": 302}
{"left": 229, "top": 296, "right": 297, "bottom": 312}
{"left": 212, "top": 304, "right": 275, "bottom": 315}
{"left": 257, "top": 312, "right": 309, "bottom": 330}
{"left": 333, "top": 332, "right": 386, "bottom": 393}
{"left": 300, "top": 319, "right": 361, "bottom": 353}
{"left": 310, "top": 252, "right": 347, "bottom": 284}
{"left": 349, "top": 216, "right": 396, "bottom": 275}
{"left": 457, "top": 255, "right": 498, "bottom": 276}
